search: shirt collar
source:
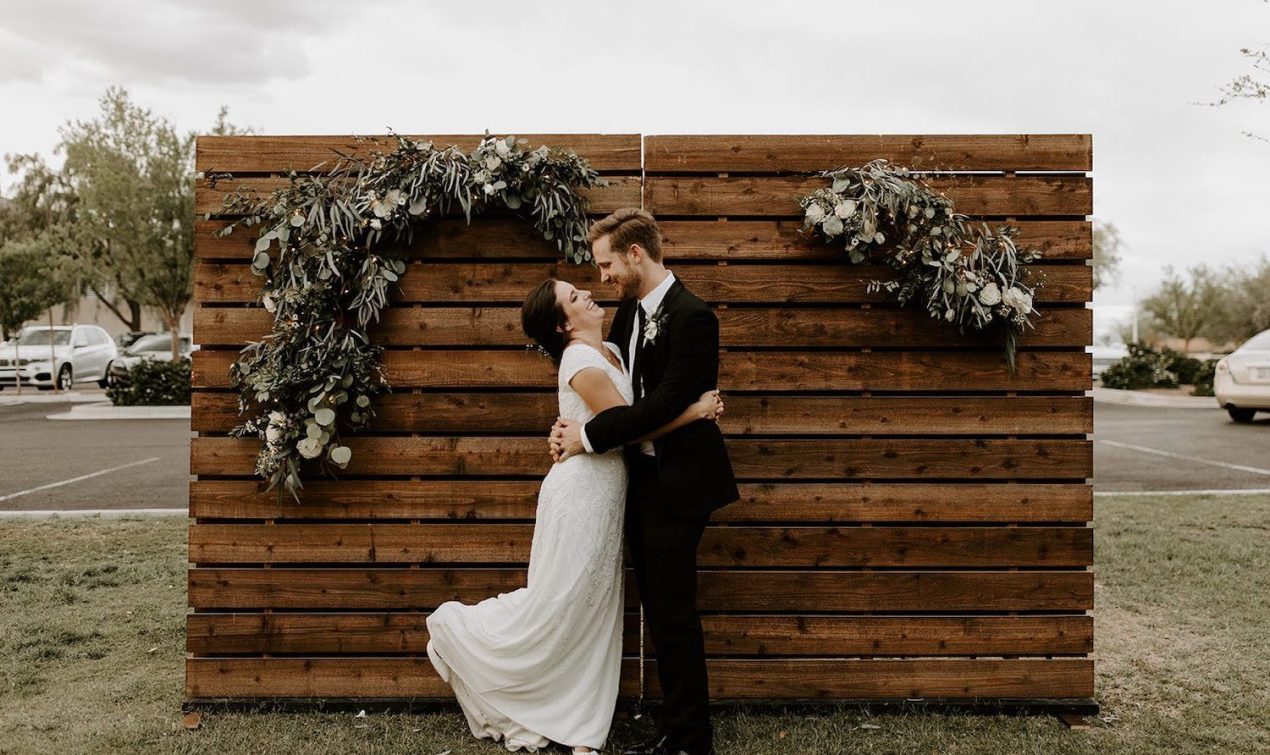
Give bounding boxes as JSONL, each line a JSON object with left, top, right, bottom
{"left": 639, "top": 270, "right": 676, "bottom": 317}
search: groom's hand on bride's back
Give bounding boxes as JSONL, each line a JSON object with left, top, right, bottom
{"left": 549, "top": 417, "right": 584, "bottom": 463}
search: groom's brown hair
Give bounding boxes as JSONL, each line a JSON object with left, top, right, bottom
{"left": 587, "top": 208, "right": 663, "bottom": 263}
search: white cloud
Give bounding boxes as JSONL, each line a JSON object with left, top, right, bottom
{"left": 2, "top": 0, "right": 1268, "bottom": 338}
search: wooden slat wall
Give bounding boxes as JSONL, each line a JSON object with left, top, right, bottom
{"left": 186, "top": 133, "right": 1094, "bottom": 706}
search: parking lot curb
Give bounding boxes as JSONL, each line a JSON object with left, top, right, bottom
{"left": 1092, "top": 387, "right": 1216, "bottom": 409}
{"left": 46, "top": 401, "right": 190, "bottom": 420}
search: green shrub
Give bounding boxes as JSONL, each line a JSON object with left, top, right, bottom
{"left": 1162, "top": 348, "right": 1206, "bottom": 385}
{"left": 106, "top": 358, "right": 191, "bottom": 406}
{"left": 1190, "top": 359, "right": 1218, "bottom": 397}
{"left": 1100, "top": 342, "right": 1179, "bottom": 389}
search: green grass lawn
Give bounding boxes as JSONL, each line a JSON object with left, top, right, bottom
{"left": 1, "top": 495, "right": 1267, "bottom": 755}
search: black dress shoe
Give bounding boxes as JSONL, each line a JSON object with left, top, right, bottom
{"left": 621, "top": 733, "right": 670, "bottom": 755}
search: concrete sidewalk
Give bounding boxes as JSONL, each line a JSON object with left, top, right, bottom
{"left": 1092, "top": 387, "right": 1217, "bottom": 409}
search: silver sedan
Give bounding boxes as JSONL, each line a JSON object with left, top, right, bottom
{"left": 1214, "top": 328, "right": 1270, "bottom": 423}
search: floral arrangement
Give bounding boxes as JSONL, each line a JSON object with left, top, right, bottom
{"left": 799, "top": 159, "right": 1044, "bottom": 370}
{"left": 209, "top": 134, "right": 602, "bottom": 502}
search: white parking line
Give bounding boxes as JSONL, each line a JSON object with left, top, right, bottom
{"left": 0, "top": 457, "right": 162, "bottom": 503}
{"left": 0, "top": 507, "right": 186, "bottom": 518}
{"left": 1097, "top": 439, "right": 1270, "bottom": 477}
{"left": 1095, "top": 488, "right": 1270, "bottom": 497}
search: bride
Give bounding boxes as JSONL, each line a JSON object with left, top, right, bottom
{"left": 425, "top": 277, "right": 723, "bottom": 753}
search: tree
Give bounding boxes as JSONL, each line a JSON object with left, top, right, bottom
{"left": 1092, "top": 219, "right": 1123, "bottom": 290}
{"left": 1204, "top": 1, "right": 1269, "bottom": 141}
{"left": 1139, "top": 265, "right": 1225, "bottom": 353}
{"left": 1209, "top": 254, "right": 1270, "bottom": 346}
{"left": 0, "top": 236, "right": 75, "bottom": 341}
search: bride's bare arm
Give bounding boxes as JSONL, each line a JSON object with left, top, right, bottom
{"left": 571, "top": 369, "right": 722, "bottom": 445}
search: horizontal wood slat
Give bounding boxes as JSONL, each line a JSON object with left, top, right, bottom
{"left": 645, "top": 175, "right": 1092, "bottom": 217}
{"left": 188, "top": 568, "right": 1095, "bottom": 611}
{"left": 189, "top": 480, "right": 1093, "bottom": 524}
{"left": 185, "top": 657, "right": 1093, "bottom": 700}
{"left": 187, "top": 612, "right": 1092, "bottom": 656}
{"left": 193, "top": 349, "right": 1092, "bottom": 391}
{"left": 197, "top": 175, "right": 640, "bottom": 216}
{"left": 192, "top": 260, "right": 1090, "bottom": 305}
{"left": 191, "top": 392, "right": 1093, "bottom": 436}
{"left": 197, "top": 133, "right": 643, "bottom": 174}
{"left": 193, "top": 305, "right": 1091, "bottom": 349}
{"left": 643, "top": 134, "right": 1093, "bottom": 173}
{"left": 196, "top": 217, "right": 1091, "bottom": 261}
{"left": 188, "top": 523, "right": 1092, "bottom": 567}
{"left": 189, "top": 436, "right": 1093, "bottom": 479}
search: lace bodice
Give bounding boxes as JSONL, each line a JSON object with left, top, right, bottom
{"left": 557, "top": 342, "right": 632, "bottom": 423}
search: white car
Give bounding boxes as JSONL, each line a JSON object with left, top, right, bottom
{"left": 1214, "top": 329, "right": 1270, "bottom": 423}
{"left": 0, "top": 324, "right": 119, "bottom": 391}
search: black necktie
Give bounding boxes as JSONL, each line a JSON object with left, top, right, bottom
{"left": 633, "top": 305, "right": 645, "bottom": 401}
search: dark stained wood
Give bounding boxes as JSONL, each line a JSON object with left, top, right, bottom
{"left": 192, "top": 305, "right": 1091, "bottom": 348}
{"left": 188, "top": 523, "right": 1092, "bottom": 567}
{"left": 197, "top": 175, "right": 641, "bottom": 215}
{"left": 192, "top": 260, "right": 1089, "bottom": 305}
{"left": 643, "top": 134, "right": 1093, "bottom": 173}
{"left": 187, "top": 133, "right": 1096, "bottom": 706}
{"left": 197, "top": 217, "right": 1092, "bottom": 261}
{"left": 191, "top": 391, "right": 1093, "bottom": 435}
{"left": 193, "top": 349, "right": 1093, "bottom": 391}
{"left": 197, "top": 133, "right": 643, "bottom": 174}
{"left": 188, "top": 568, "right": 1095, "bottom": 611}
{"left": 187, "top": 612, "right": 1092, "bottom": 656}
{"left": 645, "top": 175, "right": 1092, "bottom": 217}
{"left": 190, "top": 436, "right": 1093, "bottom": 479}
{"left": 185, "top": 657, "right": 1093, "bottom": 700}
{"left": 650, "top": 658, "right": 1096, "bottom": 700}
{"left": 189, "top": 480, "right": 1093, "bottom": 523}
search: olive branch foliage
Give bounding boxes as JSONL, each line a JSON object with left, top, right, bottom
{"left": 208, "top": 134, "right": 601, "bottom": 502}
{"left": 798, "top": 160, "right": 1046, "bottom": 370}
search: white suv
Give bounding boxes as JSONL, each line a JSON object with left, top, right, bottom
{"left": 0, "top": 324, "right": 119, "bottom": 391}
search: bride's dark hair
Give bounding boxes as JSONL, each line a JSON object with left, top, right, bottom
{"left": 521, "top": 278, "right": 569, "bottom": 364}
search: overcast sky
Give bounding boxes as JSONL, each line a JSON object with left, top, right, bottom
{"left": 2, "top": 0, "right": 1267, "bottom": 341}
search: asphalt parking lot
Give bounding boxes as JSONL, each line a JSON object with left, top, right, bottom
{"left": 0, "top": 389, "right": 191, "bottom": 511}
{"left": 1, "top": 391, "right": 1268, "bottom": 511}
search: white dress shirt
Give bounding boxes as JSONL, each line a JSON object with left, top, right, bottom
{"left": 580, "top": 270, "right": 676, "bottom": 456}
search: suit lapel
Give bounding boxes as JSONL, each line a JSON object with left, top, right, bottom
{"left": 642, "top": 278, "right": 684, "bottom": 389}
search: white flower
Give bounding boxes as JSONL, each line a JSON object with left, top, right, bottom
{"left": 484, "top": 155, "right": 501, "bottom": 171}
{"left": 266, "top": 426, "right": 282, "bottom": 443}
{"left": 370, "top": 218, "right": 382, "bottom": 230}
{"left": 1002, "top": 286, "right": 1033, "bottom": 314}
{"left": 268, "top": 411, "right": 285, "bottom": 424}
{"left": 385, "top": 189, "right": 405, "bottom": 206}
{"left": 262, "top": 294, "right": 276, "bottom": 313}
{"left": 495, "top": 138, "right": 512, "bottom": 157}
{"left": 834, "top": 200, "right": 857, "bottom": 219}
{"left": 296, "top": 437, "right": 323, "bottom": 459}
{"left": 369, "top": 195, "right": 395, "bottom": 218}
{"left": 483, "top": 183, "right": 498, "bottom": 196}
{"left": 804, "top": 203, "right": 825, "bottom": 223}
{"left": 822, "top": 216, "right": 844, "bottom": 236}
{"left": 643, "top": 316, "right": 660, "bottom": 343}
{"left": 978, "top": 282, "right": 1002, "bottom": 306}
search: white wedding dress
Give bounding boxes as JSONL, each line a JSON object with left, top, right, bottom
{"left": 426, "top": 341, "right": 632, "bottom": 751}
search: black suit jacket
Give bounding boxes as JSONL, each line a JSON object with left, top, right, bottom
{"left": 585, "top": 277, "right": 739, "bottom": 519}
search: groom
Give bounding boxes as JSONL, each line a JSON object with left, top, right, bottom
{"left": 550, "top": 208, "right": 738, "bottom": 755}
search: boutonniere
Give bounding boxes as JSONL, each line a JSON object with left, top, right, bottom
{"left": 642, "top": 305, "right": 668, "bottom": 347}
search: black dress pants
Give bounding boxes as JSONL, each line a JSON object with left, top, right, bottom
{"left": 624, "top": 453, "right": 712, "bottom": 755}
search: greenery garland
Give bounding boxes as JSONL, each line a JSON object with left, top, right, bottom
{"left": 209, "top": 134, "right": 602, "bottom": 502}
{"left": 798, "top": 160, "right": 1045, "bottom": 371}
